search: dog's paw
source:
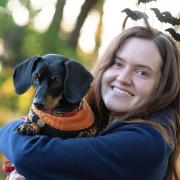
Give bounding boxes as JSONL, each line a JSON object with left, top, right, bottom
{"left": 77, "top": 131, "right": 91, "bottom": 138}
{"left": 17, "top": 123, "right": 40, "bottom": 135}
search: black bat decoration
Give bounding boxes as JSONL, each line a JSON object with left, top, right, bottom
{"left": 151, "top": 8, "right": 166, "bottom": 22}
{"left": 151, "top": 8, "right": 180, "bottom": 26}
{"left": 162, "top": 11, "right": 180, "bottom": 26}
{"left": 138, "top": 0, "right": 156, "bottom": 5}
{"left": 161, "top": 11, "right": 172, "bottom": 17}
{"left": 121, "top": 8, "right": 150, "bottom": 29}
{"left": 122, "top": 8, "right": 148, "bottom": 20}
{"left": 165, "top": 28, "right": 180, "bottom": 41}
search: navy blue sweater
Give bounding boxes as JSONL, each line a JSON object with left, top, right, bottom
{"left": 0, "top": 110, "right": 172, "bottom": 180}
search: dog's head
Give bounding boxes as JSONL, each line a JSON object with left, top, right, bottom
{"left": 13, "top": 54, "right": 94, "bottom": 113}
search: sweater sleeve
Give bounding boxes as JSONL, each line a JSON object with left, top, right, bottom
{"left": 0, "top": 120, "right": 171, "bottom": 180}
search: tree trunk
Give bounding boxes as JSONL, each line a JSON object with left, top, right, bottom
{"left": 48, "top": 0, "right": 66, "bottom": 34}
{"left": 42, "top": 0, "right": 66, "bottom": 52}
{"left": 68, "top": 0, "right": 98, "bottom": 50}
{"left": 94, "top": 0, "right": 103, "bottom": 53}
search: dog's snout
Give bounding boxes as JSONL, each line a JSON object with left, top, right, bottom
{"left": 33, "top": 96, "right": 46, "bottom": 110}
{"left": 34, "top": 103, "right": 44, "bottom": 110}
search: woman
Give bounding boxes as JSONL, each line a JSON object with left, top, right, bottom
{"left": 0, "top": 26, "right": 180, "bottom": 180}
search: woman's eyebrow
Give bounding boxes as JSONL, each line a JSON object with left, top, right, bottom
{"left": 115, "top": 56, "right": 123, "bottom": 61}
{"left": 135, "top": 64, "right": 153, "bottom": 72}
{"left": 115, "top": 56, "right": 153, "bottom": 72}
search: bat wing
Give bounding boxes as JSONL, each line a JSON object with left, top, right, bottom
{"left": 165, "top": 28, "right": 180, "bottom": 41}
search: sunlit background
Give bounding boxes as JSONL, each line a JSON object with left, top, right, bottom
{"left": 6, "top": 0, "right": 180, "bottom": 54}
{"left": 0, "top": 0, "right": 179, "bottom": 146}
{"left": 0, "top": 0, "right": 180, "bottom": 178}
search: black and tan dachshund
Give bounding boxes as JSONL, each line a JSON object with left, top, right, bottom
{"left": 13, "top": 54, "right": 96, "bottom": 138}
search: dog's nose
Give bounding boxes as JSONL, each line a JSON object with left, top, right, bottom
{"left": 34, "top": 103, "right": 44, "bottom": 110}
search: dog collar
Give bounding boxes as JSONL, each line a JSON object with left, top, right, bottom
{"left": 48, "top": 102, "right": 83, "bottom": 117}
{"left": 32, "top": 100, "right": 95, "bottom": 132}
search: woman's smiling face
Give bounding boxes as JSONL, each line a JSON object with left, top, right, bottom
{"left": 101, "top": 37, "right": 163, "bottom": 113}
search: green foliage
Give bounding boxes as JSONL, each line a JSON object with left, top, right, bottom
{"left": 0, "top": 0, "right": 7, "bottom": 7}
{"left": 0, "top": 0, "right": 98, "bottom": 171}
{"left": 0, "top": 0, "right": 99, "bottom": 119}
{"left": 22, "top": 29, "right": 45, "bottom": 56}
{"left": 0, "top": 68, "right": 7, "bottom": 83}
{"left": 0, "top": 68, "right": 17, "bottom": 110}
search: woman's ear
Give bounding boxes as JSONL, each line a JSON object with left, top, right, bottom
{"left": 63, "top": 60, "right": 94, "bottom": 103}
{"left": 13, "top": 56, "right": 41, "bottom": 94}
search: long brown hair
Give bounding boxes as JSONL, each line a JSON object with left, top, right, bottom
{"left": 86, "top": 26, "right": 180, "bottom": 179}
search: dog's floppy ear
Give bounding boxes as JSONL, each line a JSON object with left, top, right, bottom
{"left": 64, "top": 60, "right": 94, "bottom": 103}
{"left": 13, "top": 56, "right": 41, "bottom": 94}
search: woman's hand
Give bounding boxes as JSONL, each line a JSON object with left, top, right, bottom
{"left": 9, "top": 170, "right": 26, "bottom": 180}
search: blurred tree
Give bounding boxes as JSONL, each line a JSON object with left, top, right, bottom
{"left": 94, "top": 0, "right": 103, "bottom": 53}
{"left": 41, "top": 0, "right": 66, "bottom": 52}
{"left": 68, "top": 0, "right": 99, "bottom": 50}
{"left": 76, "top": 0, "right": 104, "bottom": 68}
{"left": 0, "top": 0, "right": 6, "bottom": 7}
{"left": 4, "top": 26, "right": 25, "bottom": 66}
{"left": 48, "top": 0, "right": 66, "bottom": 35}
{"left": 0, "top": 8, "right": 25, "bottom": 66}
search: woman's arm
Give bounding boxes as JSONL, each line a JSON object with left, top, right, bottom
{"left": 0, "top": 120, "right": 171, "bottom": 180}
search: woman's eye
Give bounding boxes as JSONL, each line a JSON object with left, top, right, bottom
{"left": 112, "top": 61, "right": 123, "bottom": 68}
{"left": 136, "top": 70, "right": 149, "bottom": 77}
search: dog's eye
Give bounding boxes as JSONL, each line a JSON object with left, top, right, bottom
{"left": 51, "top": 77, "right": 62, "bottom": 85}
{"left": 51, "top": 77, "right": 56, "bottom": 81}
{"left": 33, "top": 75, "right": 41, "bottom": 82}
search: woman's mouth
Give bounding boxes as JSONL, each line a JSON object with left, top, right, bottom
{"left": 112, "top": 86, "right": 134, "bottom": 96}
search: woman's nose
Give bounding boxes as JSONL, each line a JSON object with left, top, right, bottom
{"left": 116, "top": 69, "right": 132, "bottom": 85}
